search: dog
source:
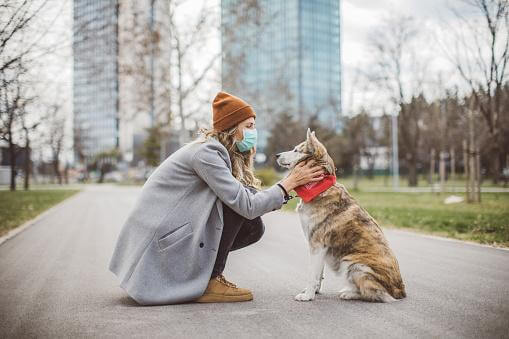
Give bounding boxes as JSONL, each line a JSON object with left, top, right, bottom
{"left": 276, "top": 129, "right": 406, "bottom": 302}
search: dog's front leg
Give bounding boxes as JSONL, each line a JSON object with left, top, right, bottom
{"left": 317, "top": 264, "right": 325, "bottom": 294}
{"left": 295, "top": 246, "right": 326, "bottom": 302}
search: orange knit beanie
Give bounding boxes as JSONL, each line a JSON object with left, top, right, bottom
{"left": 212, "top": 91, "right": 256, "bottom": 132}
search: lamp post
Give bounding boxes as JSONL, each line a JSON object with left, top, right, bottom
{"left": 391, "top": 112, "right": 399, "bottom": 190}
{"left": 149, "top": 0, "right": 156, "bottom": 127}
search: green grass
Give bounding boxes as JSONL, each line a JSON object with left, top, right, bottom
{"left": 282, "top": 192, "right": 509, "bottom": 247}
{"left": 337, "top": 175, "right": 505, "bottom": 190}
{"left": 0, "top": 190, "right": 80, "bottom": 237}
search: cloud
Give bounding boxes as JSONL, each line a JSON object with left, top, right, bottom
{"left": 341, "top": 0, "right": 479, "bottom": 114}
{"left": 344, "top": 0, "right": 392, "bottom": 11}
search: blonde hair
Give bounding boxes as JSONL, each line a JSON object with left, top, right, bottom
{"left": 194, "top": 126, "right": 261, "bottom": 189}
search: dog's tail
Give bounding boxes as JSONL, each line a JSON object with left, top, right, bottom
{"left": 392, "top": 286, "right": 407, "bottom": 299}
{"left": 351, "top": 270, "right": 397, "bottom": 303}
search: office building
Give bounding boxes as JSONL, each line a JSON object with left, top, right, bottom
{"left": 73, "top": 0, "right": 171, "bottom": 163}
{"left": 73, "top": 0, "right": 119, "bottom": 159}
{"left": 221, "top": 0, "right": 342, "bottom": 151}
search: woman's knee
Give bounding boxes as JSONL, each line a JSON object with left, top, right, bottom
{"left": 249, "top": 218, "right": 265, "bottom": 242}
{"left": 230, "top": 217, "right": 265, "bottom": 251}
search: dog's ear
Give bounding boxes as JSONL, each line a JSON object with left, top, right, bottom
{"left": 306, "top": 128, "right": 318, "bottom": 153}
{"left": 323, "top": 154, "right": 336, "bottom": 175}
{"left": 306, "top": 128, "right": 315, "bottom": 153}
{"left": 307, "top": 129, "right": 322, "bottom": 156}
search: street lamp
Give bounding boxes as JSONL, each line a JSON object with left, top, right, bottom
{"left": 391, "top": 112, "right": 399, "bottom": 190}
{"left": 149, "top": 0, "right": 156, "bottom": 127}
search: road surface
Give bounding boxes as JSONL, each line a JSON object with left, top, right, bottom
{"left": 1, "top": 185, "right": 508, "bottom": 338}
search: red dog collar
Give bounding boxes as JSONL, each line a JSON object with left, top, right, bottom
{"left": 294, "top": 175, "right": 336, "bottom": 203}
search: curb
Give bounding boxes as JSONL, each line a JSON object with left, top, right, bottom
{"left": 388, "top": 228, "right": 509, "bottom": 252}
{"left": 0, "top": 190, "right": 84, "bottom": 247}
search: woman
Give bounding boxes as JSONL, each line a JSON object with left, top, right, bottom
{"left": 109, "top": 91, "right": 324, "bottom": 305}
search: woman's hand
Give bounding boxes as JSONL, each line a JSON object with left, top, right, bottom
{"left": 279, "top": 160, "right": 325, "bottom": 193}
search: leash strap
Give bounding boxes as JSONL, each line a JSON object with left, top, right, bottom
{"left": 277, "top": 183, "right": 294, "bottom": 204}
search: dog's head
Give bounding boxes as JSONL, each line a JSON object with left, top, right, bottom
{"left": 276, "top": 128, "right": 336, "bottom": 175}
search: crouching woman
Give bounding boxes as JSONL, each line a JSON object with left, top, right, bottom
{"left": 109, "top": 92, "right": 324, "bottom": 305}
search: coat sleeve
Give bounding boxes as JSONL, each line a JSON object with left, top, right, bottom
{"left": 191, "top": 143, "right": 285, "bottom": 220}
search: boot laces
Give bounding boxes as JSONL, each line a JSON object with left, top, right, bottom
{"left": 217, "top": 274, "right": 237, "bottom": 288}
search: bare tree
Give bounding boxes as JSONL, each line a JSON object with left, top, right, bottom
{"left": 0, "top": 0, "right": 51, "bottom": 73}
{"left": 45, "top": 104, "right": 66, "bottom": 184}
{"left": 0, "top": 1, "right": 43, "bottom": 191}
{"left": 367, "top": 15, "right": 430, "bottom": 186}
{"left": 118, "top": 0, "right": 171, "bottom": 125}
{"left": 443, "top": 0, "right": 509, "bottom": 183}
{"left": 167, "top": 0, "right": 222, "bottom": 145}
{"left": 1, "top": 0, "right": 70, "bottom": 190}
{"left": 116, "top": 0, "right": 221, "bottom": 163}
{"left": 20, "top": 103, "right": 39, "bottom": 190}
{"left": 0, "top": 59, "right": 27, "bottom": 191}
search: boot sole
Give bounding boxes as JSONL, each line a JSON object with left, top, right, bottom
{"left": 195, "top": 293, "right": 253, "bottom": 303}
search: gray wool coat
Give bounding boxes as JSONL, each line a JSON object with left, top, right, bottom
{"left": 109, "top": 138, "right": 285, "bottom": 305}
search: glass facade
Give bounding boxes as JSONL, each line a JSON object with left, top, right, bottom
{"left": 73, "top": 0, "right": 119, "bottom": 158}
{"left": 221, "top": 0, "right": 342, "bottom": 150}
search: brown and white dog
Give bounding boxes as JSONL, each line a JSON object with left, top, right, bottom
{"left": 276, "top": 129, "right": 406, "bottom": 302}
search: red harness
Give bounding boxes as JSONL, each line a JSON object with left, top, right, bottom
{"left": 294, "top": 175, "right": 336, "bottom": 203}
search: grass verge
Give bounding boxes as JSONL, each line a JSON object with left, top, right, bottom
{"left": 0, "top": 190, "right": 80, "bottom": 237}
{"left": 282, "top": 191, "right": 509, "bottom": 247}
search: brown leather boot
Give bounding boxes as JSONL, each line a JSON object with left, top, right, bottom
{"left": 195, "top": 275, "right": 253, "bottom": 303}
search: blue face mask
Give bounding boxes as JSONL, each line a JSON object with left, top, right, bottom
{"left": 236, "top": 128, "right": 257, "bottom": 152}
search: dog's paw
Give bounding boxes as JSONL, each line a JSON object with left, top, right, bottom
{"left": 338, "top": 290, "right": 360, "bottom": 300}
{"left": 294, "top": 292, "right": 315, "bottom": 301}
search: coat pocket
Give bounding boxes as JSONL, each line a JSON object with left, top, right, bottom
{"left": 158, "top": 222, "right": 192, "bottom": 251}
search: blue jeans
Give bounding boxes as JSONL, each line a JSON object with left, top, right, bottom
{"left": 211, "top": 187, "right": 265, "bottom": 278}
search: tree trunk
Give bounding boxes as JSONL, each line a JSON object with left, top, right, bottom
{"left": 367, "top": 155, "right": 374, "bottom": 179}
{"left": 353, "top": 154, "right": 359, "bottom": 190}
{"left": 53, "top": 159, "right": 61, "bottom": 185}
{"left": 450, "top": 148, "right": 455, "bottom": 181}
{"left": 24, "top": 136, "right": 30, "bottom": 190}
{"left": 64, "top": 164, "right": 69, "bottom": 184}
{"left": 8, "top": 138, "right": 16, "bottom": 191}
{"left": 463, "top": 140, "right": 470, "bottom": 201}
{"left": 407, "top": 153, "right": 418, "bottom": 187}
{"left": 439, "top": 151, "right": 446, "bottom": 194}
{"left": 467, "top": 109, "right": 477, "bottom": 203}
{"left": 408, "top": 162, "right": 418, "bottom": 187}
{"left": 469, "top": 144, "right": 476, "bottom": 203}
{"left": 491, "top": 141, "right": 500, "bottom": 185}
{"left": 98, "top": 166, "right": 105, "bottom": 183}
{"left": 475, "top": 145, "right": 481, "bottom": 203}
{"left": 429, "top": 148, "right": 435, "bottom": 186}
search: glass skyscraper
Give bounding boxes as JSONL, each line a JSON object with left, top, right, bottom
{"left": 73, "top": 0, "right": 172, "bottom": 164}
{"left": 221, "top": 0, "right": 342, "bottom": 150}
{"left": 73, "top": 0, "right": 119, "bottom": 159}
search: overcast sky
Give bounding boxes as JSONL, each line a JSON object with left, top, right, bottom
{"left": 341, "top": 0, "right": 478, "bottom": 114}
{"left": 40, "top": 0, "right": 478, "bottom": 120}
{"left": 30, "top": 0, "right": 482, "bottom": 162}
{"left": 342, "top": 0, "right": 448, "bottom": 69}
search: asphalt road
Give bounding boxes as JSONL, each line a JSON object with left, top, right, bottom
{"left": 1, "top": 185, "right": 508, "bottom": 338}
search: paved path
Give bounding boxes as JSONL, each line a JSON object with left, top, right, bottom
{"left": 1, "top": 185, "right": 508, "bottom": 338}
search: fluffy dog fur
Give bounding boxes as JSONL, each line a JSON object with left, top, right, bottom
{"left": 277, "top": 129, "right": 406, "bottom": 302}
